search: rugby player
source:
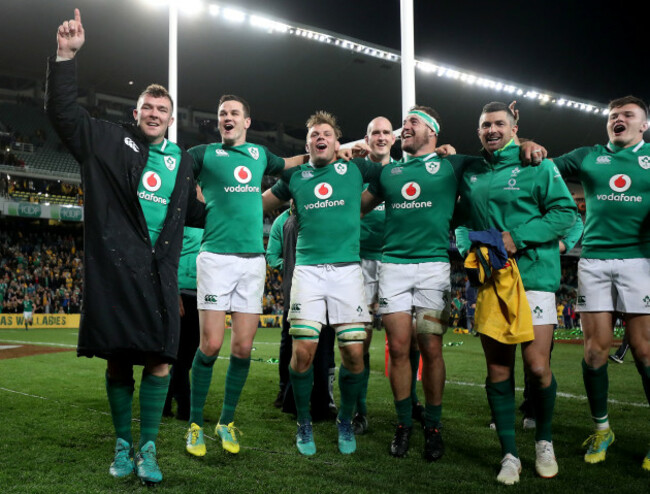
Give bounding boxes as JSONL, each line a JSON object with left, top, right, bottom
{"left": 47, "top": 9, "right": 205, "bottom": 485}
{"left": 353, "top": 117, "right": 429, "bottom": 435}
{"left": 454, "top": 102, "right": 576, "bottom": 484}
{"left": 552, "top": 95, "right": 650, "bottom": 470}
{"left": 184, "top": 95, "right": 309, "bottom": 457}
{"left": 262, "top": 111, "right": 380, "bottom": 456}
{"left": 361, "top": 106, "right": 461, "bottom": 462}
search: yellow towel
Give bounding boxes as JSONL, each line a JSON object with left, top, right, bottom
{"left": 464, "top": 247, "right": 534, "bottom": 344}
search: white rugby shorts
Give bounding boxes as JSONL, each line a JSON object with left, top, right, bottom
{"left": 576, "top": 258, "right": 650, "bottom": 314}
{"left": 196, "top": 252, "right": 266, "bottom": 313}
{"left": 361, "top": 258, "right": 381, "bottom": 306}
{"left": 526, "top": 290, "right": 557, "bottom": 326}
{"left": 288, "top": 263, "right": 370, "bottom": 325}
{"left": 378, "top": 261, "right": 451, "bottom": 315}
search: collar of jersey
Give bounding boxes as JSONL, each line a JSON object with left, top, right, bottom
{"left": 365, "top": 156, "right": 395, "bottom": 165}
{"left": 482, "top": 139, "right": 519, "bottom": 165}
{"left": 606, "top": 139, "right": 645, "bottom": 154}
{"left": 399, "top": 151, "right": 438, "bottom": 164}
{"left": 149, "top": 138, "right": 167, "bottom": 151}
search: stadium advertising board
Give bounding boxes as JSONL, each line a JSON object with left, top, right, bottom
{"left": 0, "top": 313, "right": 81, "bottom": 329}
{"left": 1, "top": 200, "right": 83, "bottom": 222}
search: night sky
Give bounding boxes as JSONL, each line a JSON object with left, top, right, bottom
{"left": 1, "top": 0, "right": 646, "bottom": 152}
{"left": 236, "top": 0, "right": 647, "bottom": 105}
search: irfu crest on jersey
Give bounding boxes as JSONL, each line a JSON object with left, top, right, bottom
{"left": 335, "top": 162, "right": 348, "bottom": 175}
{"left": 425, "top": 161, "right": 440, "bottom": 174}
{"left": 164, "top": 156, "right": 177, "bottom": 171}
{"left": 639, "top": 156, "right": 650, "bottom": 170}
{"left": 248, "top": 147, "right": 260, "bottom": 160}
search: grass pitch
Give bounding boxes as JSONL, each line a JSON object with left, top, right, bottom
{"left": 0, "top": 327, "right": 647, "bottom": 493}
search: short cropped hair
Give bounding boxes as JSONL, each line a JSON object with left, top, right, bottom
{"left": 609, "top": 95, "right": 648, "bottom": 119}
{"left": 481, "top": 101, "right": 516, "bottom": 126}
{"left": 137, "top": 84, "right": 173, "bottom": 112}
{"left": 305, "top": 111, "right": 342, "bottom": 139}
{"left": 218, "top": 94, "right": 251, "bottom": 118}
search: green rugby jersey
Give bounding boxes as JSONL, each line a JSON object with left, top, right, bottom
{"left": 360, "top": 184, "right": 385, "bottom": 261}
{"left": 137, "top": 139, "right": 182, "bottom": 246}
{"left": 23, "top": 299, "right": 33, "bottom": 312}
{"left": 554, "top": 141, "right": 650, "bottom": 259}
{"left": 454, "top": 142, "right": 577, "bottom": 293}
{"left": 367, "top": 152, "right": 464, "bottom": 263}
{"left": 271, "top": 158, "right": 380, "bottom": 266}
{"left": 190, "top": 142, "right": 285, "bottom": 254}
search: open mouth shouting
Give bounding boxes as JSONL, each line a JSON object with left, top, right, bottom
{"left": 612, "top": 123, "right": 626, "bottom": 136}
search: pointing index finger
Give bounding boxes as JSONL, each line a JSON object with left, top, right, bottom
{"left": 74, "top": 8, "right": 84, "bottom": 33}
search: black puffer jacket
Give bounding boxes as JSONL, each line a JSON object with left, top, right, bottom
{"left": 46, "top": 57, "right": 205, "bottom": 363}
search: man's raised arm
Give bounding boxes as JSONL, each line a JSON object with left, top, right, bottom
{"left": 57, "top": 8, "right": 85, "bottom": 60}
{"left": 45, "top": 8, "right": 90, "bottom": 163}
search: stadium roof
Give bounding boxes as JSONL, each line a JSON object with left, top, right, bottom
{"left": 1, "top": 0, "right": 647, "bottom": 154}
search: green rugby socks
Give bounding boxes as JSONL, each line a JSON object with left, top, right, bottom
{"left": 138, "top": 372, "right": 171, "bottom": 449}
{"left": 290, "top": 365, "right": 314, "bottom": 424}
{"left": 219, "top": 355, "right": 251, "bottom": 424}
{"left": 105, "top": 372, "right": 135, "bottom": 445}
{"left": 338, "top": 365, "right": 364, "bottom": 422}
{"left": 486, "top": 377, "right": 518, "bottom": 457}
{"left": 530, "top": 374, "right": 557, "bottom": 442}
{"left": 582, "top": 359, "right": 610, "bottom": 429}
{"left": 189, "top": 349, "right": 217, "bottom": 427}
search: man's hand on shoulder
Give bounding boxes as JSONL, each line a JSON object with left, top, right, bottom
{"left": 519, "top": 140, "right": 547, "bottom": 166}
{"left": 435, "top": 144, "right": 456, "bottom": 157}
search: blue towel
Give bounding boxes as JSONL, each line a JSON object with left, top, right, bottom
{"left": 468, "top": 228, "right": 508, "bottom": 270}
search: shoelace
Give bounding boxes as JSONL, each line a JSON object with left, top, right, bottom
{"left": 582, "top": 431, "right": 607, "bottom": 451}
{"left": 339, "top": 422, "right": 354, "bottom": 440}
{"left": 139, "top": 450, "right": 158, "bottom": 469}
{"left": 222, "top": 424, "right": 242, "bottom": 440}
{"left": 114, "top": 448, "right": 131, "bottom": 466}
{"left": 501, "top": 455, "right": 520, "bottom": 470}
{"left": 537, "top": 444, "right": 554, "bottom": 460}
{"left": 187, "top": 427, "right": 201, "bottom": 444}
{"left": 297, "top": 424, "right": 313, "bottom": 442}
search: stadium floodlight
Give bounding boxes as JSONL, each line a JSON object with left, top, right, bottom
{"left": 139, "top": 0, "right": 609, "bottom": 120}
{"left": 182, "top": 0, "right": 205, "bottom": 16}
{"left": 222, "top": 7, "right": 246, "bottom": 23}
{"left": 250, "top": 15, "right": 289, "bottom": 33}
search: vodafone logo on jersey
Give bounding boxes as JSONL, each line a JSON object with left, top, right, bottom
{"left": 401, "top": 182, "right": 421, "bottom": 200}
{"left": 142, "top": 171, "right": 162, "bottom": 192}
{"left": 234, "top": 166, "right": 252, "bottom": 184}
{"left": 609, "top": 174, "right": 632, "bottom": 193}
{"left": 304, "top": 182, "right": 344, "bottom": 210}
{"left": 314, "top": 182, "right": 333, "bottom": 200}
{"left": 596, "top": 173, "right": 642, "bottom": 203}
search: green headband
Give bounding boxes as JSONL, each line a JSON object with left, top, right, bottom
{"left": 408, "top": 110, "right": 440, "bottom": 134}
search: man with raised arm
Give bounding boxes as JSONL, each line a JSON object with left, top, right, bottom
{"left": 46, "top": 9, "right": 205, "bottom": 485}
{"left": 262, "top": 111, "right": 380, "bottom": 456}
{"left": 552, "top": 95, "right": 650, "bottom": 471}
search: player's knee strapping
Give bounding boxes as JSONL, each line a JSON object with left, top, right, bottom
{"left": 289, "top": 320, "right": 323, "bottom": 341}
{"left": 336, "top": 324, "right": 367, "bottom": 346}
{"left": 415, "top": 308, "right": 449, "bottom": 335}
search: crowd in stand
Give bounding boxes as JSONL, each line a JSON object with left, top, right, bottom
{"left": 2, "top": 175, "right": 83, "bottom": 204}
{"left": 0, "top": 221, "right": 579, "bottom": 323}
{"left": 0, "top": 225, "right": 83, "bottom": 315}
